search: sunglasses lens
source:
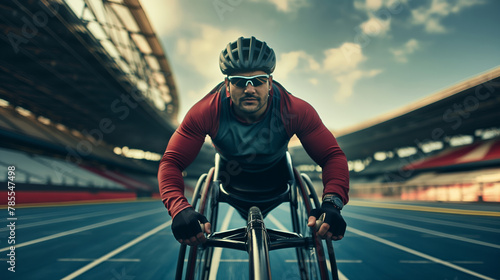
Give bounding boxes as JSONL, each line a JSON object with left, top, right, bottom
{"left": 252, "top": 77, "right": 267, "bottom": 86}
{"left": 228, "top": 78, "right": 241, "bottom": 87}
{"left": 234, "top": 79, "right": 248, "bottom": 88}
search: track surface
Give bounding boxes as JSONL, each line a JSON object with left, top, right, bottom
{"left": 1, "top": 197, "right": 499, "bottom": 280}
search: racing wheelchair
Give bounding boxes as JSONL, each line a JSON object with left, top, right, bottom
{"left": 175, "top": 152, "right": 339, "bottom": 280}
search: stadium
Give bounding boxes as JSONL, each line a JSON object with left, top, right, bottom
{"left": 1, "top": 1, "right": 499, "bottom": 279}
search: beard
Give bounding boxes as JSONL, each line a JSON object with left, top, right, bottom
{"left": 237, "top": 95, "right": 266, "bottom": 113}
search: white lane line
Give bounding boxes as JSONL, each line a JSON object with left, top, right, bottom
{"left": 365, "top": 212, "right": 500, "bottom": 233}
{"left": 209, "top": 207, "right": 235, "bottom": 280}
{"left": 267, "top": 213, "right": 289, "bottom": 231}
{"left": 275, "top": 204, "right": 291, "bottom": 212}
{"left": 286, "top": 259, "right": 362, "bottom": 263}
{"left": 325, "top": 257, "right": 350, "bottom": 280}
{"left": 219, "top": 259, "right": 248, "bottom": 262}
{"left": 400, "top": 260, "right": 434, "bottom": 264}
{"left": 0, "top": 208, "right": 131, "bottom": 232}
{"left": 336, "top": 260, "right": 363, "bottom": 263}
{"left": 268, "top": 214, "right": 350, "bottom": 280}
{"left": 10, "top": 212, "right": 76, "bottom": 221}
{"left": 183, "top": 258, "right": 248, "bottom": 262}
{"left": 345, "top": 213, "right": 500, "bottom": 249}
{"left": 0, "top": 208, "right": 163, "bottom": 252}
{"left": 400, "top": 260, "right": 484, "bottom": 264}
{"left": 348, "top": 226, "right": 495, "bottom": 280}
{"left": 58, "top": 258, "right": 140, "bottom": 262}
{"left": 60, "top": 220, "right": 171, "bottom": 280}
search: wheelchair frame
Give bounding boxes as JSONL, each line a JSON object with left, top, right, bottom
{"left": 175, "top": 152, "right": 339, "bottom": 280}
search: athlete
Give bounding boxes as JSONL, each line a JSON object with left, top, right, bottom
{"left": 158, "top": 36, "right": 349, "bottom": 247}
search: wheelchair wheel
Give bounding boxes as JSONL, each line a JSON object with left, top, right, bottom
{"left": 301, "top": 173, "right": 339, "bottom": 280}
{"left": 183, "top": 168, "right": 220, "bottom": 280}
{"left": 175, "top": 170, "right": 209, "bottom": 280}
{"left": 290, "top": 170, "right": 330, "bottom": 279}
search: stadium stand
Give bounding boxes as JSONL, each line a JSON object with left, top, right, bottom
{"left": 345, "top": 138, "right": 500, "bottom": 202}
{"left": 400, "top": 167, "right": 500, "bottom": 202}
{"left": 405, "top": 138, "right": 500, "bottom": 171}
{"left": 0, "top": 98, "right": 213, "bottom": 205}
{"left": 290, "top": 66, "right": 500, "bottom": 202}
{"left": 0, "top": 104, "right": 162, "bottom": 204}
{"left": 0, "top": 147, "right": 124, "bottom": 188}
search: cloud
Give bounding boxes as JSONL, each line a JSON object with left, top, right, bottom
{"left": 140, "top": 0, "right": 182, "bottom": 36}
{"left": 411, "top": 0, "right": 485, "bottom": 33}
{"left": 323, "top": 42, "right": 366, "bottom": 74}
{"left": 176, "top": 24, "right": 242, "bottom": 81}
{"left": 334, "top": 68, "right": 382, "bottom": 101}
{"left": 251, "top": 0, "right": 308, "bottom": 13}
{"left": 309, "top": 78, "right": 319, "bottom": 86}
{"left": 335, "top": 70, "right": 364, "bottom": 101}
{"left": 324, "top": 43, "right": 382, "bottom": 100}
{"left": 275, "top": 42, "right": 382, "bottom": 101}
{"left": 354, "top": 0, "right": 405, "bottom": 37}
{"left": 323, "top": 43, "right": 381, "bottom": 101}
{"left": 354, "top": 0, "right": 405, "bottom": 11}
{"left": 390, "top": 38, "right": 420, "bottom": 63}
{"left": 366, "top": 0, "right": 384, "bottom": 10}
{"left": 275, "top": 51, "right": 320, "bottom": 79}
{"left": 174, "top": 24, "right": 245, "bottom": 112}
{"left": 359, "top": 14, "right": 391, "bottom": 36}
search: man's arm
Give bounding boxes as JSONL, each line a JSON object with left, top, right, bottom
{"left": 157, "top": 90, "right": 221, "bottom": 246}
{"left": 158, "top": 89, "right": 221, "bottom": 218}
{"left": 282, "top": 92, "right": 349, "bottom": 204}
{"left": 280, "top": 88, "right": 349, "bottom": 240}
{"left": 297, "top": 119, "right": 349, "bottom": 203}
{"left": 158, "top": 129, "right": 205, "bottom": 218}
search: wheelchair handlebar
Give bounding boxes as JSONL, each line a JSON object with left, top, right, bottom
{"left": 199, "top": 222, "right": 205, "bottom": 234}
{"left": 314, "top": 213, "right": 326, "bottom": 232}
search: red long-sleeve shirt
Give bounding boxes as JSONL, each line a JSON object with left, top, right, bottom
{"left": 158, "top": 81, "right": 349, "bottom": 218}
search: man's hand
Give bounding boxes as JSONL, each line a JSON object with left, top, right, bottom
{"left": 172, "top": 208, "right": 211, "bottom": 246}
{"left": 308, "top": 202, "right": 346, "bottom": 240}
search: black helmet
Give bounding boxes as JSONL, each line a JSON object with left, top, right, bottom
{"left": 219, "top": 36, "right": 276, "bottom": 75}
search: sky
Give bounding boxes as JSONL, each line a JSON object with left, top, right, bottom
{"left": 140, "top": 0, "right": 500, "bottom": 132}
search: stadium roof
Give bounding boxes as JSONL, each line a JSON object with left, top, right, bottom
{"left": 0, "top": 0, "right": 179, "bottom": 154}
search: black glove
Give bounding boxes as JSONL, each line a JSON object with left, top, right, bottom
{"left": 172, "top": 207, "right": 208, "bottom": 240}
{"left": 309, "top": 202, "right": 346, "bottom": 237}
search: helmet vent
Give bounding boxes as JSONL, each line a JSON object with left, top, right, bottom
{"left": 219, "top": 36, "right": 276, "bottom": 74}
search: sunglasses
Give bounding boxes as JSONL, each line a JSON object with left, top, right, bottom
{"left": 227, "top": 74, "right": 270, "bottom": 88}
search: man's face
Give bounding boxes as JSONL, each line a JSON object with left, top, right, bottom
{"left": 227, "top": 70, "right": 271, "bottom": 118}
